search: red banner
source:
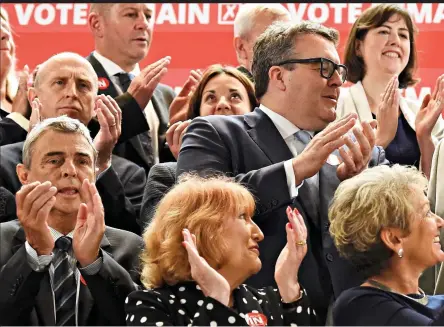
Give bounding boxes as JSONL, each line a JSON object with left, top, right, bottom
{"left": 2, "top": 3, "right": 444, "bottom": 101}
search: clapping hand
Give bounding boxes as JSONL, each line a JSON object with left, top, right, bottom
{"left": 182, "top": 228, "right": 230, "bottom": 306}
{"left": 165, "top": 120, "right": 192, "bottom": 159}
{"left": 275, "top": 207, "right": 307, "bottom": 303}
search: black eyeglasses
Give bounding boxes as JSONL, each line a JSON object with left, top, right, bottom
{"left": 274, "top": 57, "right": 348, "bottom": 83}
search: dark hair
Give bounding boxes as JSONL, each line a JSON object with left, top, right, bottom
{"left": 252, "top": 20, "right": 339, "bottom": 100}
{"left": 344, "top": 4, "right": 419, "bottom": 88}
{"left": 187, "top": 64, "right": 258, "bottom": 119}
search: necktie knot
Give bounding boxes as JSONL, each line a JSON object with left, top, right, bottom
{"left": 55, "top": 236, "right": 72, "bottom": 252}
{"left": 115, "top": 72, "right": 135, "bottom": 93}
{"left": 295, "top": 130, "right": 312, "bottom": 145}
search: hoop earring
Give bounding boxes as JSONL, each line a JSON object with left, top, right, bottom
{"left": 397, "top": 248, "right": 404, "bottom": 258}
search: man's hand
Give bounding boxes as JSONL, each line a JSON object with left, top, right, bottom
{"left": 292, "top": 113, "right": 357, "bottom": 184}
{"left": 127, "top": 56, "right": 171, "bottom": 110}
{"left": 165, "top": 120, "right": 191, "bottom": 160}
{"left": 336, "top": 120, "right": 376, "bottom": 181}
{"left": 16, "top": 181, "right": 58, "bottom": 255}
{"left": 73, "top": 179, "right": 105, "bottom": 267}
{"left": 93, "top": 94, "right": 122, "bottom": 174}
{"left": 169, "top": 69, "right": 203, "bottom": 124}
{"left": 11, "top": 65, "right": 31, "bottom": 118}
{"left": 28, "top": 98, "right": 42, "bottom": 132}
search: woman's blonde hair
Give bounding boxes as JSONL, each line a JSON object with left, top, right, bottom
{"left": 140, "top": 174, "right": 256, "bottom": 289}
{"left": 329, "top": 164, "right": 427, "bottom": 277}
{"left": 0, "top": 7, "right": 18, "bottom": 103}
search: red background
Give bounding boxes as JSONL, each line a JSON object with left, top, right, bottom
{"left": 2, "top": 3, "right": 444, "bottom": 101}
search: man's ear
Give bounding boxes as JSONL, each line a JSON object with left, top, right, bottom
{"left": 234, "top": 36, "right": 248, "bottom": 65}
{"left": 16, "top": 163, "right": 30, "bottom": 186}
{"left": 28, "top": 87, "right": 37, "bottom": 104}
{"left": 88, "top": 12, "right": 104, "bottom": 37}
{"left": 268, "top": 66, "right": 286, "bottom": 92}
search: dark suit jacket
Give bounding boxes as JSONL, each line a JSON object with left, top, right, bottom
{"left": 0, "top": 116, "right": 28, "bottom": 146}
{"left": 177, "top": 108, "right": 388, "bottom": 322}
{"left": 0, "top": 142, "right": 145, "bottom": 234}
{"left": 86, "top": 53, "right": 176, "bottom": 172}
{"left": 0, "top": 219, "right": 144, "bottom": 326}
{"left": 0, "top": 186, "right": 16, "bottom": 222}
{"left": 140, "top": 162, "right": 177, "bottom": 228}
{"left": 237, "top": 65, "right": 254, "bottom": 83}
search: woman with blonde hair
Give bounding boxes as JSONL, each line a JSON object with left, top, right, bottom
{"left": 126, "top": 175, "right": 317, "bottom": 326}
{"left": 336, "top": 4, "right": 444, "bottom": 179}
{"left": 329, "top": 164, "right": 444, "bottom": 325}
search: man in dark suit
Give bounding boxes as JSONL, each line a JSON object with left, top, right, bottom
{"left": 87, "top": 3, "right": 176, "bottom": 173}
{"left": 0, "top": 52, "right": 145, "bottom": 234}
{"left": 233, "top": 4, "right": 291, "bottom": 82}
{"left": 0, "top": 116, "right": 143, "bottom": 326}
{"left": 177, "top": 21, "right": 387, "bottom": 323}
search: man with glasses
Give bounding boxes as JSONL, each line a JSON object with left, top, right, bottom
{"left": 177, "top": 21, "right": 387, "bottom": 324}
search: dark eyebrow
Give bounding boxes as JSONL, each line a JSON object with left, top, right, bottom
{"left": 381, "top": 24, "right": 409, "bottom": 32}
{"left": 42, "top": 151, "right": 64, "bottom": 159}
{"left": 229, "top": 88, "right": 240, "bottom": 92}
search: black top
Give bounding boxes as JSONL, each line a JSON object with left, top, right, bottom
{"left": 0, "top": 108, "right": 8, "bottom": 119}
{"left": 333, "top": 286, "right": 444, "bottom": 326}
{"left": 125, "top": 281, "right": 320, "bottom": 326}
{"left": 373, "top": 112, "right": 421, "bottom": 168}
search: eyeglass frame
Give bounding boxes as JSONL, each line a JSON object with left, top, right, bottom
{"left": 273, "top": 57, "right": 348, "bottom": 83}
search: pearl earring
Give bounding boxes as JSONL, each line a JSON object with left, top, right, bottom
{"left": 397, "top": 248, "right": 404, "bottom": 258}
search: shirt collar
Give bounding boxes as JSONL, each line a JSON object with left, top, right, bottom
{"left": 93, "top": 51, "right": 140, "bottom": 77}
{"left": 259, "top": 104, "right": 314, "bottom": 140}
{"left": 49, "top": 226, "right": 74, "bottom": 242}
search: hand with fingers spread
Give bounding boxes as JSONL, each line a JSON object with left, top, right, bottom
{"left": 415, "top": 74, "right": 444, "bottom": 140}
{"left": 127, "top": 56, "right": 171, "bottom": 110}
{"left": 375, "top": 75, "right": 400, "bottom": 148}
{"left": 28, "top": 98, "right": 42, "bottom": 132}
{"left": 166, "top": 120, "right": 192, "bottom": 159}
{"left": 11, "top": 65, "right": 32, "bottom": 118}
{"left": 73, "top": 179, "right": 105, "bottom": 267}
{"left": 169, "top": 69, "right": 203, "bottom": 124}
{"left": 292, "top": 113, "right": 357, "bottom": 184}
{"left": 93, "top": 94, "right": 122, "bottom": 173}
{"left": 336, "top": 120, "right": 377, "bottom": 181}
{"left": 275, "top": 207, "right": 308, "bottom": 303}
{"left": 182, "top": 228, "right": 231, "bottom": 306}
{"left": 16, "top": 181, "right": 58, "bottom": 255}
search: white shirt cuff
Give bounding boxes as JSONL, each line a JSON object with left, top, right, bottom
{"left": 284, "top": 159, "right": 304, "bottom": 199}
{"left": 6, "top": 112, "right": 29, "bottom": 131}
{"left": 25, "top": 241, "right": 53, "bottom": 272}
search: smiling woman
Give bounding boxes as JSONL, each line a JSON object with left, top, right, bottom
{"left": 125, "top": 174, "right": 319, "bottom": 326}
{"left": 330, "top": 164, "right": 444, "bottom": 325}
{"left": 336, "top": 4, "right": 444, "bottom": 180}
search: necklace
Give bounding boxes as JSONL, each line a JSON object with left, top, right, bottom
{"left": 367, "top": 279, "right": 428, "bottom": 306}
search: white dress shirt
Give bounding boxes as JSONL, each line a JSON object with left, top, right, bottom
{"left": 93, "top": 51, "right": 161, "bottom": 163}
{"left": 259, "top": 104, "right": 316, "bottom": 199}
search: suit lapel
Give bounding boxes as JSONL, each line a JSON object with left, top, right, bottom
{"left": 151, "top": 88, "right": 169, "bottom": 137}
{"left": 349, "top": 81, "right": 374, "bottom": 123}
{"left": 244, "top": 108, "right": 293, "bottom": 164}
{"left": 86, "top": 53, "right": 119, "bottom": 98}
{"left": 318, "top": 164, "right": 341, "bottom": 235}
{"left": 12, "top": 227, "right": 56, "bottom": 326}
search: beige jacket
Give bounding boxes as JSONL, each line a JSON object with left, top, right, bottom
{"left": 336, "top": 81, "right": 444, "bottom": 148}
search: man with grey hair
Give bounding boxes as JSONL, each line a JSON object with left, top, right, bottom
{"left": 233, "top": 3, "right": 291, "bottom": 80}
{"left": 178, "top": 20, "right": 388, "bottom": 323}
{"left": 0, "top": 52, "right": 145, "bottom": 234}
{"left": 0, "top": 116, "right": 143, "bottom": 326}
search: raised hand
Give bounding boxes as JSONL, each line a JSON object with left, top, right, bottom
{"left": 336, "top": 120, "right": 376, "bottom": 181}
{"left": 128, "top": 57, "right": 171, "bottom": 110}
{"left": 73, "top": 179, "right": 105, "bottom": 267}
{"left": 16, "top": 181, "right": 58, "bottom": 255}
{"left": 93, "top": 94, "right": 122, "bottom": 173}
{"left": 275, "top": 207, "right": 307, "bottom": 303}
{"left": 375, "top": 75, "right": 400, "bottom": 148}
{"left": 182, "top": 228, "right": 230, "bottom": 306}
{"left": 165, "top": 120, "right": 192, "bottom": 159}
{"left": 169, "top": 69, "right": 203, "bottom": 124}
{"left": 292, "top": 113, "right": 357, "bottom": 184}
{"left": 28, "top": 98, "right": 42, "bottom": 132}
{"left": 11, "top": 65, "right": 32, "bottom": 118}
{"left": 415, "top": 74, "right": 444, "bottom": 139}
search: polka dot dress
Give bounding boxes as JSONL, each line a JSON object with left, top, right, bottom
{"left": 125, "top": 281, "right": 318, "bottom": 326}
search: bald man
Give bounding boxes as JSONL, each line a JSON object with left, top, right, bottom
{"left": 0, "top": 52, "right": 145, "bottom": 234}
{"left": 233, "top": 3, "right": 291, "bottom": 80}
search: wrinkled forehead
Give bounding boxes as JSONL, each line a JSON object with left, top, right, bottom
{"left": 38, "top": 58, "right": 98, "bottom": 87}
{"left": 113, "top": 3, "right": 155, "bottom": 14}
